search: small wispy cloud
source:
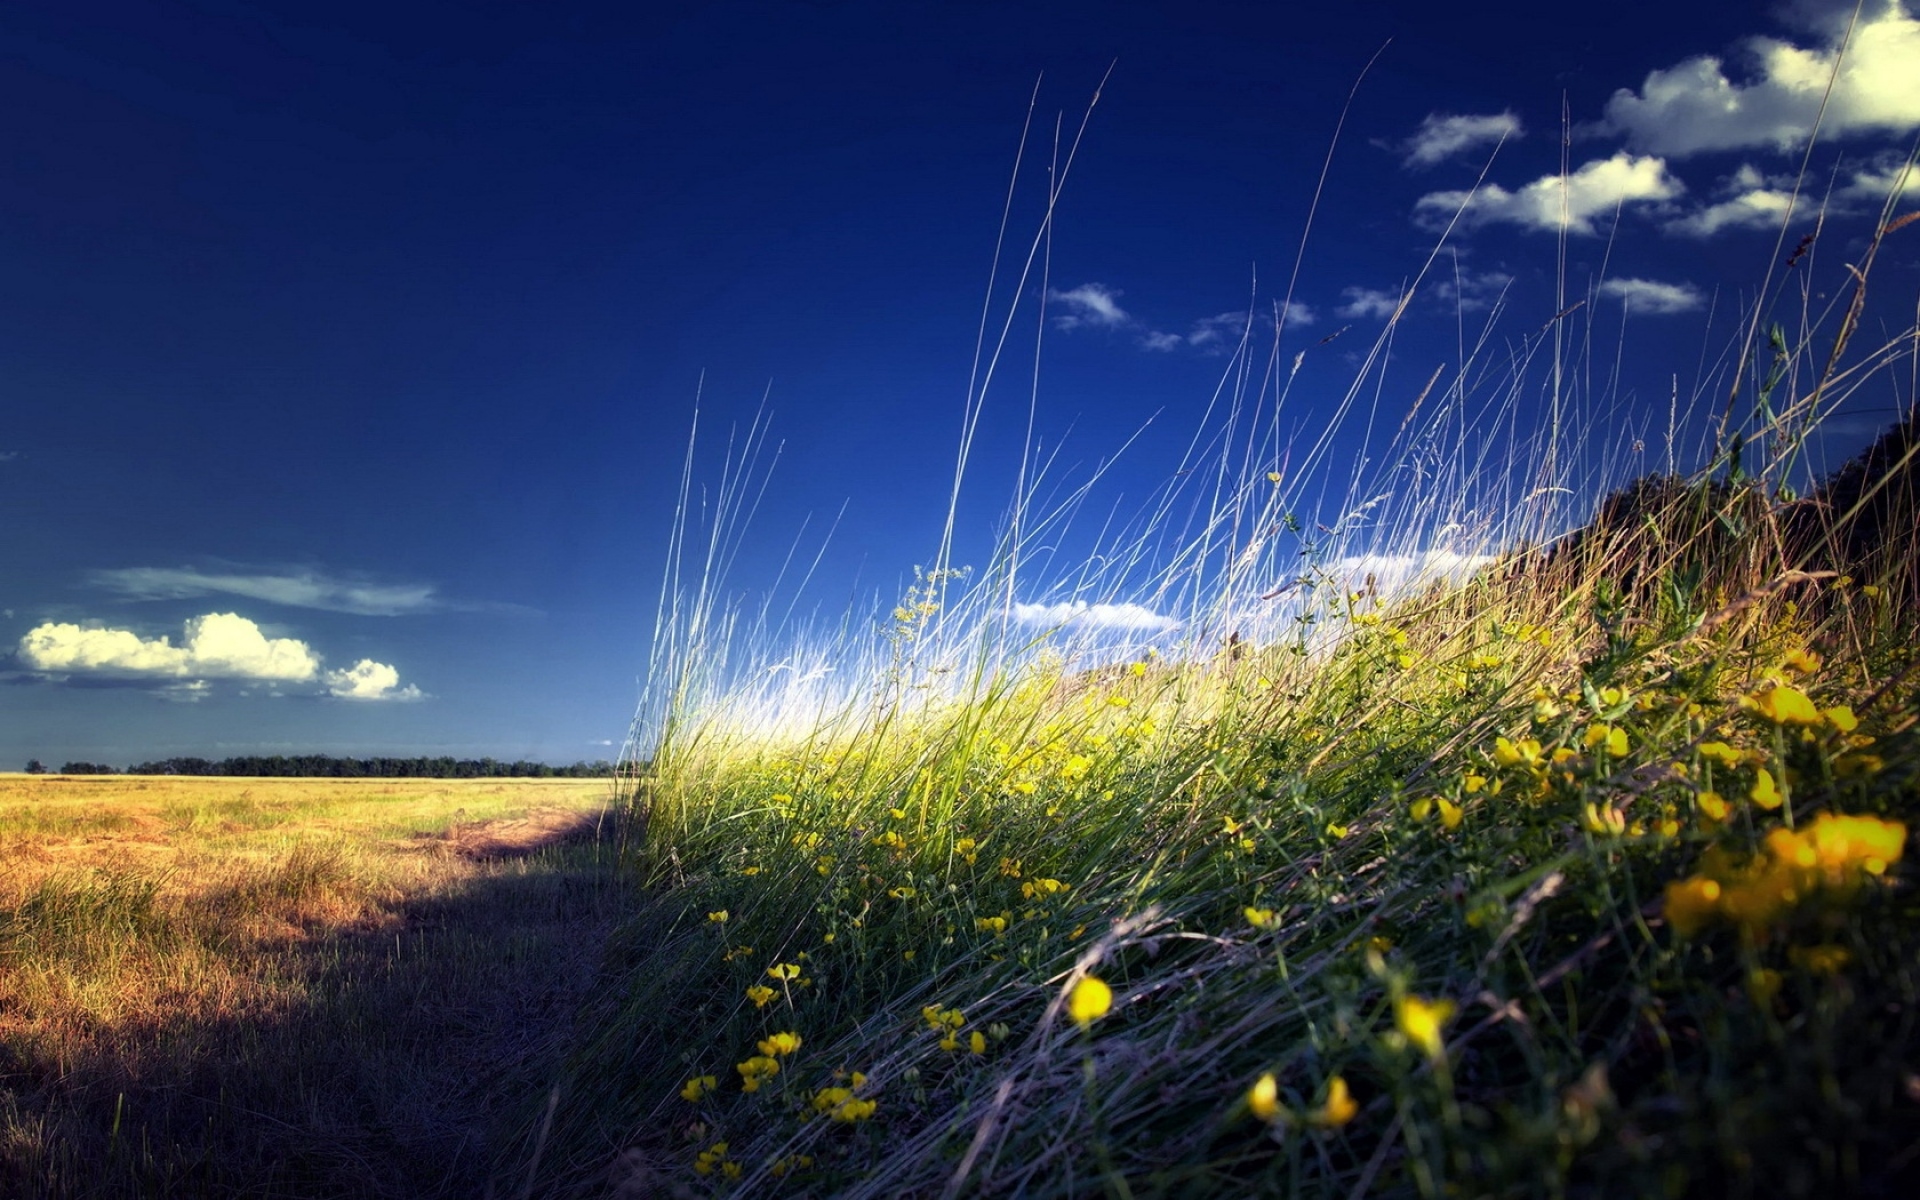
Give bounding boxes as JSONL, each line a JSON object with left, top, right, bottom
{"left": 1046, "top": 283, "right": 1131, "bottom": 330}
{"left": 1010, "top": 600, "right": 1180, "bottom": 633}
{"left": 1837, "top": 154, "right": 1920, "bottom": 201}
{"left": 17, "top": 612, "right": 421, "bottom": 701}
{"left": 1415, "top": 153, "right": 1685, "bottom": 235}
{"left": 1335, "top": 286, "right": 1406, "bottom": 321}
{"left": 1429, "top": 269, "right": 1515, "bottom": 313}
{"left": 0, "top": 451, "right": 20, "bottom": 463}
{"left": 1401, "top": 111, "right": 1523, "bottom": 168}
{"left": 1599, "top": 3, "right": 1920, "bottom": 157}
{"left": 88, "top": 564, "right": 527, "bottom": 617}
{"left": 1596, "top": 277, "right": 1707, "bottom": 314}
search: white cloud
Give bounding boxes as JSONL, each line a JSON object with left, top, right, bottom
{"left": 1667, "top": 188, "right": 1798, "bottom": 235}
{"left": 324, "top": 659, "right": 423, "bottom": 702}
{"left": 1336, "top": 286, "right": 1405, "bottom": 321}
{"left": 17, "top": 611, "right": 418, "bottom": 700}
{"left": 1600, "top": 3, "right": 1920, "bottom": 157}
{"left": 1185, "top": 311, "right": 1254, "bottom": 349}
{"left": 1402, "top": 111, "right": 1523, "bottom": 168}
{"left": 1596, "top": 277, "right": 1707, "bottom": 314}
{"left": 1429, "top": 269, "right": 1515, "bottom": 313}
{"left": 1415, "top": 153, "right": 1685, "bottom": 235}
{"left": 21, "top": 612, "right": 319, "bottom": 679}
{"left": 1140, "top": 330, "right": 1185, "bottom": 352}
{"left": 0, "top": 451, "right": 19, "bottom": 463}
{"left": 1046, "top": 283, "right": 1130, "bottom": 330}
{"left": 1279, "top": 300, "right": 1317, "bottom": 328}
{"left": 1010, "top": 600, "right": 1180, "bottom": 633}
{"left": 1837, "top": 156, "right": 1920, "bottom": 201}
{"left": 89, "top": 566, "right": 441, "bottom": 616}
{"left": 1329, "top": 550, "right": 1495, "bottom": 593}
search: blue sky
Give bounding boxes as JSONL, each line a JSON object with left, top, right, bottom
{"left": 4, "top": 0, "right": 1917, "bottom": 767}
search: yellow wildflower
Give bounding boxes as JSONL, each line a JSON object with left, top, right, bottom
{"left": 1750, "top": 684, "right": 1822, "bottom": 726}
{"left": 746, "top": 984, "right": 778, "bottom": 1008}
{"left": 889, "top": 886, "right": 917, "bottom": 900}
{"left": 955, "top": 837, "right": 979, "bottom": 865}
{"left": 1583, "top": 803, "right": 1626, "bottom": 837}
{"left": 1069, "top": 975, "right": 1114, "bottom": 1030}
{"left": 1493, "top": 736, "right": 1544, "bottom": 768}
{"left": 756, "top": 1031, "right": 802, "bottom": 1058}
{"left": 922, "top": 1005, "right": 965, "bottom": 1031}
{"left": 1394, "top": 994, "right": 1455, "bottom": 1061}
{"left": 1750, "top": 768, "right": 1782, "bottom": 810}
{"left": 999, "top": 857, "right": 1023, "bottom": 879}
{"left": 1698, "top": 741, "right": 1743, "bottom": 767}
{"left": 1312, "top": 1075, "right": 1358, "bottom": 1128}
{"left": 707, "top": 910, "right": 729, "bottom": 924}
{"left": 1696, "top": 790, "right": 1730, "bottom": 823}
{"left": 693, "top": 1141, "right": 734, "bottom": 1177}
{"left": 1248, "top": 1073, "right": 1280, "bottom": 1122}
{"left": 1823, "top": 705, "right": 1859, "bottom": 733}
{"left": 1437, "top": 797, "right": 1464, "bottom": 831}
{"left": 736, "top": 1055, "right": 779, "bottom": 1093}
{"left": 769, "top": 1154, "right": 814, "bottom": 1178}
{"left": 679, "top": 1075, "right": 717, "bottom": 1102}
{"left": 1790, "top": 943, "right": 1852, "bottom": 975}
{"left": 1658, "top": 871, "right": 1720, "bottom": 936}
{"left": 976, "top": 915, "right": 1008, "bottom": 935}
{"left": 1747, "top": 968, "right": 1783, "bottom": 1006}
{"left": 969, "top": 1030, "right": 986, "bottom": 1055}
{"left": 1244, "top": 906, "right": 1280, "bottom": 930}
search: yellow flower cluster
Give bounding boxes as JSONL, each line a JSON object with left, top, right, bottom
{"left": 693, "top": 1140, "right": 740, "bottom": 1179}
{"left": 1663, "top": 812, "right": 1906, "bottom": 939}
{"left": 736, "top": 1054, "right": 780, "bottom": 1093}
{"left": 1247, "top": 1072, "right": 1358, "bottom": 1128}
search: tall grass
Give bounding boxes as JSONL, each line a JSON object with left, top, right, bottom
{"left": 539, "top": 124, "right": 1920, "bottom": 1196}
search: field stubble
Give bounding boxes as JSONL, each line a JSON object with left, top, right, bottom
{"left": 0, "top": 774, "right": 624, "bottom": 1198}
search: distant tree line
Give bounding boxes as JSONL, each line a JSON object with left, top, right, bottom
{"left": 23, "top": 756, "right": 634, "bottom": 778}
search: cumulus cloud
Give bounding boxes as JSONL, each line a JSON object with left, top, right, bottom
{"left": 21, "top": 612, "right": 320, "bottom": 679}
{"left": 1046, "top": 283, "right": 1130, "bottom": 330}
{"left": 1600, "top": 3, "right": 1920, "bottom": 157}
{"left": 16, "top": 612, "right": 418, "bottom": 700}
{"left": 324, "top": 659, "right": 423, "bottom": 701}
{"left": 1336, "top": 287, "right": 1405, "bottom": 321}
{"left": 1402, "top": 111, "right": 1523, "bottom": 168}
{"left": 1010, "top": 600, "right": 1181, "bottom": 633}
{"left": 1596, "top": 277, "right": 1707, "bottom": 314}
{"left": 1416, "top": 153, "right": 1685, "bottom": 235}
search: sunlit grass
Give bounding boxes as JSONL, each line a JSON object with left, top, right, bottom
{"left": 537, "top": 173, "right": 1920, "bottom": 1195}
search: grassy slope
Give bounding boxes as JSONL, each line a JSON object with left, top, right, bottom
{"left": 534, "top": 420, "right": 1920, "bottom": 1197}
{"left": 0, "top": 776, "right": 622, "bottom": 1198}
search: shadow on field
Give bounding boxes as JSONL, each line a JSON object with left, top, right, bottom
{"left": 0, "top": 808, "right": 629, "bottom": 1200}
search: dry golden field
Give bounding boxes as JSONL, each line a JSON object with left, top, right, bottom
{"left": 0, "top": 773, "right": 623, "bottom": 1198}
